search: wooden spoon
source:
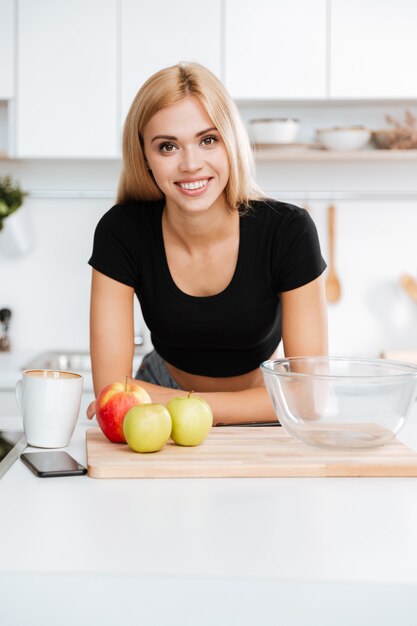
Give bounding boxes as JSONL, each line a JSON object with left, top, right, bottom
{"left": 325, "top": 204, "right": 342, "bottom": 303}
{"left": 400, "top": 274, "right": 417, "bottom": 304}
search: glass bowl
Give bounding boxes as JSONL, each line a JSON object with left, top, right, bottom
{"left": 260, "top": 357, "right": 417, "bottom": 449}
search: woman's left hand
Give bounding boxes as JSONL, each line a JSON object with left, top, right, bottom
{"left": 86, "top": 400, "right": 96, "bottom": 420}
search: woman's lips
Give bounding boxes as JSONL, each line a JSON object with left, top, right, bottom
{"left": 174, "top": 178, "right": 212, "bottom": 196}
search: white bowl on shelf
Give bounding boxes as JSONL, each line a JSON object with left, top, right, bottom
{"left": 250, "top": 118, "right": 299, "bottom": 145}
{"left": 316, "top": 126, "right": 371, "bottom": 151}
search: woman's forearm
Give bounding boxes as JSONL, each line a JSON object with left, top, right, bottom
{"left": 132, "top": 380, "right": 277, "bottom": 426}
{"left": 200, "top": 388, "right": 277, "bottom": 425}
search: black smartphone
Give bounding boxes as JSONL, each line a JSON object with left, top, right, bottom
{"left": 20, "top": 451, "right": 87, "bottom": 477}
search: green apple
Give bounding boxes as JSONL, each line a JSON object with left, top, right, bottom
{"left": 123, "top": 404, "right": 172, "bottom": 453}
{"left": 166, "top": 393, "right": 213, "bottom": 446}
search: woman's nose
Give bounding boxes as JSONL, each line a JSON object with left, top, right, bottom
{"left": 179, "top": 145, "right": 202, "bottom": 172}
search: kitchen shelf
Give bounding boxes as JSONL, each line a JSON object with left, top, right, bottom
{"left": 20, "top": 189, "right": 417, "bottom": 202}
{"left": 253, "top": 148, "right": 417, "bottom": 162}
{"left": 2, "top": 150, "right": 417, "bottom": 163}
{"left": 269, "top": 191, "right": 417, "bottom": 202}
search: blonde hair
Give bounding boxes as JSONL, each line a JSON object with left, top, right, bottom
{"left": 117, "top": 62, "right": 264, "bottom": 212}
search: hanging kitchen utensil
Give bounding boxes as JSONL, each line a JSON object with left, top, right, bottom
{"left": 400, "top": 274, "right": 417, "bottom": 305}
{"left": 0, "top": 308, "right": 12, "bottom": 352}
{"left": 325, "top": 204, "right": 342, "bottom": 303}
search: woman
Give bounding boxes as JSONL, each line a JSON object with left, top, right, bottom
{"left": 87, "top": 62, "right": 328, "bottom": 425}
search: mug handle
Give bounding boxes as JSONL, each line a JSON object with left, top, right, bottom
{"left": 15, "top": 379, "right": 23, "bottom": 414}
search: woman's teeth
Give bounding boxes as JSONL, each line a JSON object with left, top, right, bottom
{"left": 178, "top": 179, "right": 209, "bottom": 190}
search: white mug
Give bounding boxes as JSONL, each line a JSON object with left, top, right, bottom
{"left": 15, "top": 369, "right": 83, "bottom": 448}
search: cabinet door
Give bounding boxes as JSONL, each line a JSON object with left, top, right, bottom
{"left": 0, "top": 0, "right": 14, "bottom": 99}
{"left": 15, "top": 0, "right": 118, "bottom": 157}
{"left": 331, "top": 0, "right": 417, "bottom": 99}
{"left": 225, "top": 0, "right": 327, "bottom": 100}
{"left": 121, "top": 0, "right": 222, "bottom": 124}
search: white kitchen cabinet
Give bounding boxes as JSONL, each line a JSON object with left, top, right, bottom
{"left": 225, "top": 0, "right": 327, "bottom": 100}
{"left": 330, "top": 0, "right": 417, "bottom": 99}
{"left": 15, "top": 0, "right": 118, "bottom": 158}
{"left": 0, "top": 0, "right": 14, "bottom": 100}
{"left": 120, "top": 0, "right": 222, "bottom": 125}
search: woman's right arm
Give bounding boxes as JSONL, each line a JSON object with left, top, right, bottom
{"left": 90, "top": 269, "right": 136, "bottom": 396}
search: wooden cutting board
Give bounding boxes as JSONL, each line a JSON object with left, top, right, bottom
{"left": 86, "top": 427, "right": 417, "bottom": 478}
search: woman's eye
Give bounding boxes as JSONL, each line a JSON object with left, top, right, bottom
{"left": 201, "top": 135, "right": 218, "bottom": 146}
{"left": 159, "top": 142, "right": 177, "bottom": 153}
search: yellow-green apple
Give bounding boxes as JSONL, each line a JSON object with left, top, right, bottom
{"left": 123, "top": 404, "right": 172, "bottom": 453}
{"left": 96, "top": 378, "right": 151, "bottom": 443}
{"left": 166, "top": 393, "right": 213, "bottom": 446}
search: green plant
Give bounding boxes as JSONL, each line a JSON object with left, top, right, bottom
{"left": 0, "top": 176, "right": 27, "bottom": 231}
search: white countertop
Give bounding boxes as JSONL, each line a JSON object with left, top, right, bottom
{"left": 2, "top": 416, "right": 417, "bottom": 625}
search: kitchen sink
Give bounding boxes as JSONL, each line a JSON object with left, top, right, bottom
{"left": 22, "top": 350, "right": 144, "bottom": 375}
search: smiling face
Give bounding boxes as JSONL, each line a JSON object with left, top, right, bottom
{"left": 143, "top": 96, "right": 230, "bottom": 215}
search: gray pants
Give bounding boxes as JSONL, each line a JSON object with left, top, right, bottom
{"left": 135, "top": 350, "right": 182, "bottom": 389}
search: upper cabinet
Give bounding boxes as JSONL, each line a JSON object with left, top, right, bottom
{"left": 15, "top": 0, "right": 118, "bottom": 158}
{"left": 224, "top": 0, "right": 327, "bottom": 100}
{"left": 7, "top": 0, "right": 417, "bottom": 159}
{"left": 330, "top": 0, "right": 417, "bottom": 99}
{"left": 120, "top": 0, "right": 222, "bottom": 124}
{"left": 0, "top": 0, "right": 14, "bottom": 100}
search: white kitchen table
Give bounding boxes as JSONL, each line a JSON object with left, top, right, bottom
{"left": 1, "top": 415, "right": 417, "bottom": 626}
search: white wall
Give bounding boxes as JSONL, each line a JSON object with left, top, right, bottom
{"left": 257, "top": 158, "right": 417, "bottom": 357}
{"left": 0, "top": 160, "right": 150, "bottom": 354}
{"left": 1, "top": 152, "right": 417, "bottom": 359}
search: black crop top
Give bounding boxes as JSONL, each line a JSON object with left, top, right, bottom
{"left": 88, "top": 198, "right": 326, "bottom": 377}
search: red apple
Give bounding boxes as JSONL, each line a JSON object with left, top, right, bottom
{"left": 96, "top": 378, "right": 151, "bottom": 443}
